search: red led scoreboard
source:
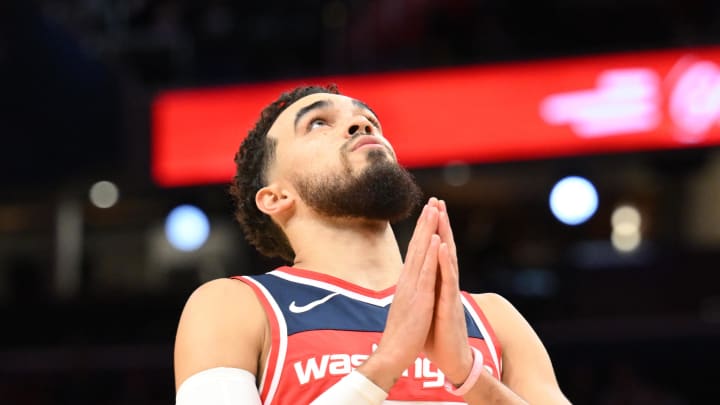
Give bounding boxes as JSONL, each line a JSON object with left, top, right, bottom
{"left": 152, "top": 46, "right": 720, "bottom": 187}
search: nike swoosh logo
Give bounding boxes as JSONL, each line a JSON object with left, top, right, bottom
{"left": 288, "top": 292, "right": 341, "bottom": 314}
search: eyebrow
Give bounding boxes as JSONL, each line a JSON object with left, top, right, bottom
{"left": 352, "top": 99, "right": 379, "bottom": 121}
{"left": 293, "top": 98, "right": 380, "bottom": 130}
{"left": 294, "top": 100, "right": 331, "bottom": 129}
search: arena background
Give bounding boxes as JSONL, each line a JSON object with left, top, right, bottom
{"left": 2, "top": 1, "right": 720, "bottom": 404}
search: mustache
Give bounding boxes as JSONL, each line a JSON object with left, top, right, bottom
{"left": 341, "top": 136, "right": 396, "bottom": 160}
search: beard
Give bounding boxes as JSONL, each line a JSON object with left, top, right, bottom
{"left": 294, "top": 148, "right": 423, "bottom": 223}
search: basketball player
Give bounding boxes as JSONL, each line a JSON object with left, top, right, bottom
{"left": 174, "top": 84, "right": 572, "bottom": 404}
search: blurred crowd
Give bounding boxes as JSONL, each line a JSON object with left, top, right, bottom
{"left": 2, "top": 1, "right": 720, "bottom": 404}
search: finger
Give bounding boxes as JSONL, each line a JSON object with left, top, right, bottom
{"left": 404, "top": 204, "right": 435, "bottom": 265}
{"left": 436, "top": 199, "right": 450, "bottom": 227}
{"left": 403, "top": 204, "right": 428, "bottom": 269}
{"left": 437, "top": 200, "right": 458, "bottom": 270}
{"left": 412, "top": 207, "right": 439, "bottom": 268}
{"left": 438, "top": 243, "right": 459, "bottom": 291}
{"left": 417, "top": 234, "right": 441, "bottom": 293}
{"left": 405, "top": 205, "right": 439, "bottom": 277}
{"left": 438, "top": 211, "right": 458, "bottom": 269}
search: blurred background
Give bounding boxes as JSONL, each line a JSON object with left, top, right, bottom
{"left": 2, "top": 0, "right": 720, "bottom": 404}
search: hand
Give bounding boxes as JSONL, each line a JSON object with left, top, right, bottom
{"left": 423, "top": 198, "right": 474, "bottom": 385}
{"left": 358, "top": 201, "right": 441, "bottom": 391}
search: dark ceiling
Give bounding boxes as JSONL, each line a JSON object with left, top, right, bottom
{"left": 3, "top": 0, "right": 720, "bottom": 187}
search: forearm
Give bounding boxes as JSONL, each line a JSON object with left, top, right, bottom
{"left": 176, "top": 367, "right": 390, "bottom": 405}
{"left": 310, "top": 351, "right": 409, "bottom": 404}
{"left": 175, "top": 367, "right": 262, "bottom": 405}
{"left": 442, "top": 347, "right": 528, "bottom": 405}
{"left": 460, "top": 372, "right": 529, "bottom": 405}
{"left": 309, "top": 370, "right": 388, "bottom": 404}
{"left": 355, "top": 350, "right": 407, "bottom": 392}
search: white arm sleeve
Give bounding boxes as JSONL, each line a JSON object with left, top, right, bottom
{"left": 176, "top": 368, "right": 387, "bottom": 405}
{"left": 309, "top": 370, "right": 388, "bottom": 404}
{"left": 176, "top": 367, "right": 262, "bottom": 405}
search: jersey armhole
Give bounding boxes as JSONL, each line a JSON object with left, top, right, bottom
{"left": 461, "top": 291, "right": 503, "bottom": 377}
{"left": 231, "top": 276, "right": 285, "bottom": 404}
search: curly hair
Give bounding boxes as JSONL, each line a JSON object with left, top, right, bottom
{"left": 229, "top": 84, "right": 340, "bottom": 262}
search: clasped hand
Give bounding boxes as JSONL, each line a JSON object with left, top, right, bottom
{"left": 374, "top": 197, "right": 473, "bottom": 387}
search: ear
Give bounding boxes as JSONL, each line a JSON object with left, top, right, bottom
{"left": 255, "top": 183, "right": 294, "bottom": 219}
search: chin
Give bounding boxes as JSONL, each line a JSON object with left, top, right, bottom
{"left": 366, "top": 148, "right": 396, "bottom": 163}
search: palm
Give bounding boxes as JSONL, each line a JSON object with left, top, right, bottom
{"left": 423, "top": 199, "right": 473, "bottom": 384}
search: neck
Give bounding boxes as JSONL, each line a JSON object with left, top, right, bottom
{"left": 285, "top": 213, "right": 404, "bottom": 291}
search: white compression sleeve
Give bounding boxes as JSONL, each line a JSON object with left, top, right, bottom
{"left": 176, "top": 367, "right": 262, "bottom": 405}
{"left": 309, "top": 370, "right": 388, "bottom": 404}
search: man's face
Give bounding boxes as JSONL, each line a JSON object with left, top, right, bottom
{"left": 266, "top": 92, "right": 422, "bottom": 221}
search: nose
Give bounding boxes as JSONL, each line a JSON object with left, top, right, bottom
{"left": 347, "top": 116, "right": 375, "bottom": 137}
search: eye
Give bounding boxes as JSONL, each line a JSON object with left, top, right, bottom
{"left": 366, "top": 116, "right": 380, "bottom": 129}
{"left": 308, "top": 118, "right": 328, "bottom": 131}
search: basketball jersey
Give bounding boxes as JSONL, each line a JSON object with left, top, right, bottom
{"left": 233, "top": 266, "right": 502, "bottom": 405}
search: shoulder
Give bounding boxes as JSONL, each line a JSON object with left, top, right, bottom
{"left": 469, "top": 292, "right": 517, "bottom": 324}
{"left": 174, "top": 277, "right": 267, "bottom": 389}
{"left": 467, "top": 292, "right": 535, "bottom": 350}
{"left": 186, "top": 277, "right": 259, "bottom": 306}
{"left": 179, "top": 277, "right": 264, "bottom": 322}
{"left": 179, "top": 276, "right": 268, "bottom": 332}
{"left": 469, "top": 293, "right": 567, "bottom": 398}
{"left": 469, "top": 291, "right": 510, "bottom": 308}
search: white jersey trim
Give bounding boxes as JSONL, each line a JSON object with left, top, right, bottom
{"left": 269, "top": 269, "right": 501, "bottom": 376}
{"left": 269, "top": 270, "right": 395, "bottom": 307}
{"left": 460, "top": 294, "right": 501, "bottom": 376}
{"left": 241, "top": 276, "right": 289, "bottom": 405}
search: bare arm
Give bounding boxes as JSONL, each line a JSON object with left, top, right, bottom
{"left": 356, "top": 203, "right": 441, "bottom": 391}
{"left": 174, "top": 277, "right": 387, "bottom": 405}
{"left": 469, "top": 293, "right": 572, "bottom": 404}
{"left": 423, "top": 198, "right": 570, "bottom": 404}
{"left": 174, "top": 278, "right": 267, "bottom": 391}
{"left": 174, "top": 201, "right": 443, "bottom": 404}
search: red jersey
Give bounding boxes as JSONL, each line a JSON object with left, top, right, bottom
{"left": 234, "top": 266, "right": 502, "bottom": 404}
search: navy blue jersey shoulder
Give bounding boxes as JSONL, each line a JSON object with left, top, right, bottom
{"left": 246, "top": 272, "right": 387, "bottom": 336}
{"left": 245, "top": 272, "right": 485, "bottom": 340}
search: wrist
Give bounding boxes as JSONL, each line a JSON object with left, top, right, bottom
{"left": 310, "top": 371, "right": 388, "bottom": 404}
{"left": 444, "top": 346, "right": 475, "bottom": 386}
{"left": 356, "top": 351, "right": 407, "bottom": 393}
{"left": 444, "top": 346, "right": 484, "bottom": 397}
